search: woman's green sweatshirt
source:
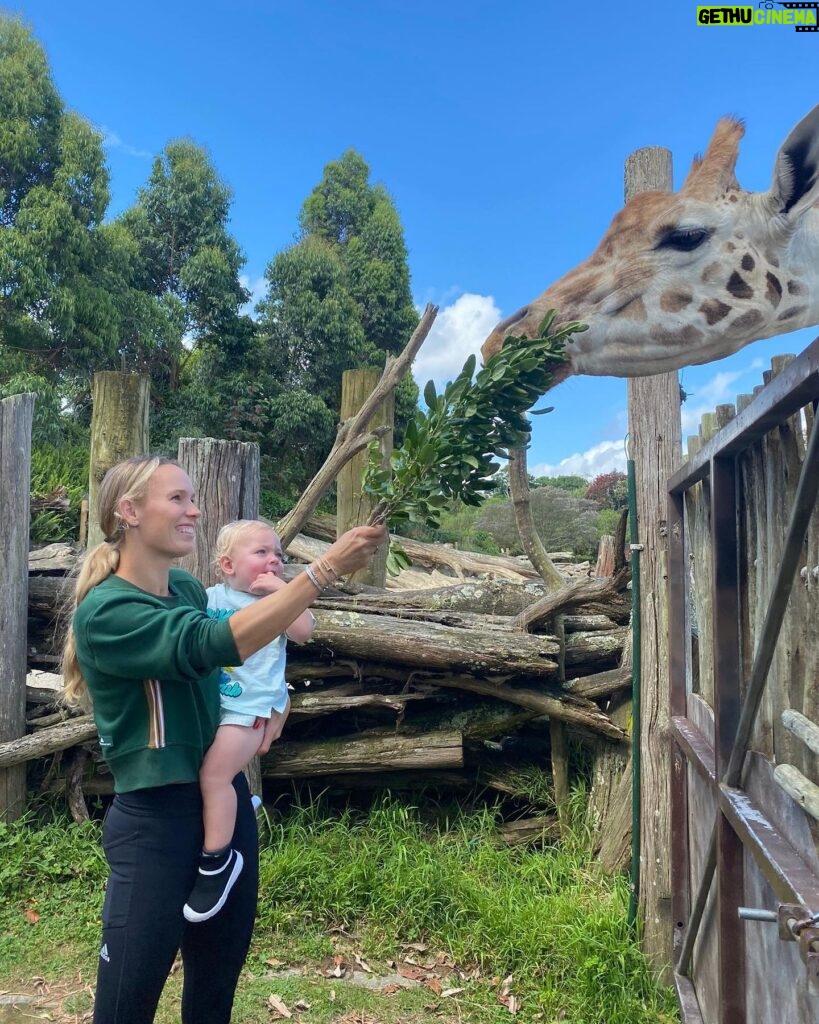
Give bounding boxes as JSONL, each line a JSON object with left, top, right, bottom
{"left": 73, "top": 568, "right": 241, "bottom": 794}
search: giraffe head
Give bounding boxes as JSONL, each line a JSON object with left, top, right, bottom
{"left": 482, "top": 106, "right": 819, "bottom": 378}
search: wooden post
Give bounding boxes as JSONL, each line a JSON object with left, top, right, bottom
{"left": 337, "top": 368, "right": 393, "bottom": 587}
{"left": 88, "top": 372, "right": 150, "bottom": 549}
{"left": 625, "top": 146, "right": 681, "bottom": 979}
{"left": 0, "top": 393, "right": 34, "bottom": 821}
{"left": 550, "top": 615, "right": 569, "bottom": 826}
{"left": 176, "top": 438, "right": 263, "bottom": 798}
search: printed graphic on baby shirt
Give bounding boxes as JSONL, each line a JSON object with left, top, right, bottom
{"left": 218, "top": 667, "right": 242, "bottom": 698}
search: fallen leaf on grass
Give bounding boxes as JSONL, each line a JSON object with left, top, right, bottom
{"left": 423, "top": 976, "right": 442, "bottom": 995}
{"left": 267, "top": 993, "right": 292, "bottom": 1018}
{"left": 265, "top": 957, "right": 285, "bottom": 968}
{"left": 293, "top": 999, "right": 311, "bottom": 1011}
{"left": 397, "top": 963, "right": 427, "bottom": 981}
{"left": 354, "top": 953, "right": 373, "bottom": 973}
{"left": 442, "top": 987, "right": 465, "bottom": 998}
{"left": 401, "top": 941, "right": 428, "bottom": 953}
{"left": 25, "top": 910, "right": 40, "bottom": 924}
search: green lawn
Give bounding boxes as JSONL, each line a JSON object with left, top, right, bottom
{"left": 0, "top": 795, "right": 679, "bottom": 1024}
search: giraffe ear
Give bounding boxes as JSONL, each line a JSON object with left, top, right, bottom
{"left": 768, "top": 105, "right": 819, "bottom": 220}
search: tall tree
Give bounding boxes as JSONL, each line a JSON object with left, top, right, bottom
{"left": 118, "top": 140, "right": 251, "bottom": 396}
{"left": 0, "top": 16, "right": 116, "bottom": 393}
{"left": 255, "top": 150, "right": 419, "bottom": 499}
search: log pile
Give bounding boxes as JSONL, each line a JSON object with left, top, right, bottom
{"left": 18, "top": 527, "right": 631, "bottom": 826}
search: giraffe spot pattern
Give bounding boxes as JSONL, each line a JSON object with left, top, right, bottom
{"left": 726, "top": 271, "right": 753, "bottom": 300}
{"left": 700, "top": 262, "right": 722, "bottom": 284}
{"left": 730, "top": 309, "right": 764, "bottom": 334}
{"left": 787, "top": 280, "right": 804, "bottom": 296}
{"left": 741, "top": 254, "right": 755, "bottom": 272}
{"left": 618, "top": 296, "right": 647, "bottom": 321}
{"left": 777, "top": 305, "right": 808, "bottom": 322}
{"left": 660, "top": 291, "right": 693, "bottom": 313}
{"left": 650, "top": 324, "right": 704, "bottom": 346}
{"left": 765, "top": 272, "right": 782, "bottom": 308}
{"left": 699, "top": 299, "right": 731, "bottom": 325}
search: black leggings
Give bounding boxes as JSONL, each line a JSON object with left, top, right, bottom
{"left": 93, "top": 774, "right": 258, "bottom": 1024}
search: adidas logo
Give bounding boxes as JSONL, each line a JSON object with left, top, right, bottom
{"left": 99, "top": 943, "right": 110, "bottom": 963}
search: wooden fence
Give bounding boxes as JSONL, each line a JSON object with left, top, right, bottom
{"left": 668, "top": 340, "right": 819, "bottom": 1023}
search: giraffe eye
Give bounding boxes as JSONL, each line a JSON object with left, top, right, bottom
{"left": 657, "top": 227, "right": 713, "bottom": 252}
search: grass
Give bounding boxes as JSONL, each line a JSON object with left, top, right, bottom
{"left": 0, "top": 792, "right": 679, "bottom": 1024}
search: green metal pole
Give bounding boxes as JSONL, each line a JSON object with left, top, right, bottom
{"left": 627, "top": 458, "right": 641, "bottom": 933}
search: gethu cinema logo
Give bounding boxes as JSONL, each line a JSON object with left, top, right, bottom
{"left": 697, "top": 3, "right": 819, "bottom": 28}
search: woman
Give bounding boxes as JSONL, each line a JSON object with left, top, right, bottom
{"left": 62, "top": 455, "right": 385, "bottom": 1023}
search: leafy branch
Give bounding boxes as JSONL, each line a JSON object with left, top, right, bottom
{"left": 361, "top": 311, "right": 587, "bottom": 569}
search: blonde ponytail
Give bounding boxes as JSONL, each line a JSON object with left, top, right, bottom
{"left": 61, "top": 541, "right": 122, "bottom": 707}
{"left": 60, "top": 454, "right": 177, "bottom": 708}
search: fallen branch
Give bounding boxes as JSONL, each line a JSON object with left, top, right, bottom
{"left": 276, "top": 304, "right": 438, "bottom": 546}
{"left": 424, "top": 676, "right": 628, "bottom": 743}
{"left": 513, "top": 567, "right": 630, "bottom": 632}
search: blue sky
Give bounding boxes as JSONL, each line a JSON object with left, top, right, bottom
{"left": 13, "top": 0, "right": 818, "bottom": 478}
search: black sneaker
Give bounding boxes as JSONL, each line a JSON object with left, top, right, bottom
{"left": 183, "top": 848, "right": 244, "bottom": 923}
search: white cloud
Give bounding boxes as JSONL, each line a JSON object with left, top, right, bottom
{"left": 679, "top": 360, "right": 764, "bottom": 434}
{"left": 413, "top": 293, "right": 501, "bottom": 385}
{"left": 239, "top": 274, "right": 268, "bottom": 319}
{"left": 97, "top": 125, "right": 152, "bottom": 159}
{"left": 531, "top": 439, "right": 627, "bottom": 480}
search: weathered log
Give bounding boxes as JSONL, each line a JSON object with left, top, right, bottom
{"left": 496, "top": 815, "right": 561, "bottom": 846}
{"left": 781, "top": 709, "right": 819, "bottom": 757}
{"left": 288, "top": 687, "right": 430, "bottom": 720}
{"left": 424, "top": 676, "right": 627, "bottom": 743}
{"left": 513, "top": 567, "right": 630, "bottom": 631}
{"left": 306, "top": 609, "right": 560, "bottom": 678}
{"left": 88, "top": 372, "right": 150, "bottom": 549}
{"left": 319, "top": 578, "right": 550, "bottom": 616}
{"left": 773, "top": 763, "right": 819, "bottom": 821}
{"left": 1, "top": 392, "right": 34, "bottom": 821}
{"left": 564, "top": 629, "right": 627, "bottom": 669}
{"left": 28, "top": 543, "right": 81, "bottom": 573}
{"left": 564, "top": 666, "right": 631, "bottom": 701}
{"left": 260, "top": 729, "right": 463, "bottom": 777}
{"left": 0, "top": 716, "right": 97, "bottom": 768}
{"left": 65, "top": 747, "right": 90, "bottom": 824}
{"left": 304, "top": 513, "right": 552, "bottom": 581}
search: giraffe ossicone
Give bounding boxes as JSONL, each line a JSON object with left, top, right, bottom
{"left": 482, "top": 105, "right": 819, "bottom": 379}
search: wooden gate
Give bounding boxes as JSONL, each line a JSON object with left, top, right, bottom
{"left": 667, "top": 338, "right": 819, "bottom": 1023}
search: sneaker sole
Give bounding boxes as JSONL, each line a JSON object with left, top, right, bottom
{"left": 183, "top": 850, "right": 244, "bottom": 923}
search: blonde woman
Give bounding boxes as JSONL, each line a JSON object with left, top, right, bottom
{"left": 63, "top": 456, "right": 384, "bottom": 1024}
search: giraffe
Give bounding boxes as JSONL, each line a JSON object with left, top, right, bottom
{"left": 482, "top": 105, "right": 819, "bottom": 377}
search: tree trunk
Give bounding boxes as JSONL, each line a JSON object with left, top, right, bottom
{"left": 625, "top": 145, "right": 681, "bottom": 979}
{"left": 261, "top": 729, "right": 463, "bottom": 777}
{"left": 0, "top": 716, "right": 97, "bottom": 768}
{"left": 337, "top": 369, "right": 393, "bottom": 587}
{"left": 176, "top": 438, "right": 260, "bottom": 588}
{"left": 88, "top": 372, "right": 150, "bottom": 549}
{"left": 0, "top": 393, "right": 34, "bottom": 820}
{"left": 177, "top": 437, "right": 262, "bottom": 791}
{"left": 307, "top": 609, "right": 560, "bottom": 677}
{"left": 508, "top": 447, "right": 565, "bottom": 589}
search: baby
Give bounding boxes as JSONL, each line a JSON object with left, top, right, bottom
{"left": 183, "top": 520, "right": 316, "bottom": 922}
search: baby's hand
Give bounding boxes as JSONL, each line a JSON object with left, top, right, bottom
{"left": 249, "top": 571, "right": 286, "bottom": 596}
